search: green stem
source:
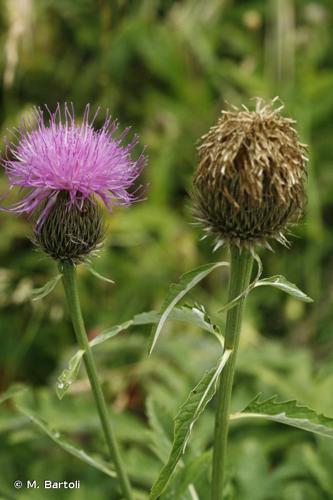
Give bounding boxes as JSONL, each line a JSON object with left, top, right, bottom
{"left": 211, "top": 246, "right": 254, "bottom": 499}
{"left": 61, "top": 261, "right": 133, "bottom": 500}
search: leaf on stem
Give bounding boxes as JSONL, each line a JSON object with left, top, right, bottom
{"left": 150, "top": 349, "right": 232, "bottom": 499}
{"left": 16, "top": 405, "right": 116, "bottom": 477}
{"left": 56, "top": 306, "right": 222, "bottom": 399}
{"left": 218, "top": 256, "right": 313, "bottom": 314}
{"left": 230, "top": 395, "right": 333, "bottom": 438}
{"left": 56, "top": 350, "right": 85, "bottom": 399}
{"left": 173, "top": 304, "right": 222, "bottom": 337}
{"left": 254, "top": 275, "right": 313, "bottom": 302}
{"left": 84, "top": 263, "right": 115, "bottom": 284}
{"left": 149, "top": 262, "right": 229, "bottom": 355}
{"left": 31, "top": 273, "right": 63, "bottom": 301}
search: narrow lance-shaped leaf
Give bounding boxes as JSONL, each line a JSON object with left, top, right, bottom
{"left": 16, "top": 405, "right": 116, "bottom": 477}
{"left": 218, "top": 257, "right": 313, "bottom": 314}
{"left": 230, "top": 395, "right": 333, "bottom": 438}
{"left": 56, "top": 306, "right": 222, "bottom": 399}
{"left": 56, "top": 315, "right": 147, "bottom": 399}
{"left": 146, "top": 398, "right": 201, "bottom": 500}
{"left": 149, "top": 262, "right": 229, "bottom": 355}
{"left": 56, "top": 350, "right": 85, "bottom": 399}
{"left": 84, "top": 263, "right": 115, "bottom": 284}
{"left": 31, "top": 274, "right": 63, "bottom": 301}
{"left": 92, "top": 307, "right": 222, "bottom": 349}
{"left": 150, "top": 349, "right": 232, "bottom": 500}
{"left": 254, "top": 275, "right": 313, "bottom": 302}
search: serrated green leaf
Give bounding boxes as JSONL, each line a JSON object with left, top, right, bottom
{"left": 31, "top": 274, "right": 62, "bottom": 301}
{"left": 16, "top": 405, "right": 116, "bottom": 477}
{"left": 56, "top": 350, "right": 85, "bottom": 399}
{"left": 0, "top": 385, "right": 26, "bottom": 405}
{"left": 254, "top": 275, "right": 313, "bottom": 302}
{"left": 149, "top": 262, "right": 229, "bottom": 355}
{"left": 231, "top": 395, "right": 333, "bottom": 438}
{"left": 150, "top": 349, "right": 232, "bottom": 499}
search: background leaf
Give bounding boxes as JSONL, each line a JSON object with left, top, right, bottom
{"left": 16, "top": 405, "right": 117, "bottom": 478}
{"left": 0, "top": 385, "right": 26, "bottom": 405}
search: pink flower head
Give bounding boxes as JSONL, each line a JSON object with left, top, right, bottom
{"left": 2, "top": 103, "right": 146, "bottom": 229}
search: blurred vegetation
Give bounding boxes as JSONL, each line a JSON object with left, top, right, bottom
{"left": 0, "top": 0, "right": 333, "bottom": 498}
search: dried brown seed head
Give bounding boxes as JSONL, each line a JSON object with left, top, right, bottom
{"left": 192, "top": 98, "right": 308, "bottom": 249}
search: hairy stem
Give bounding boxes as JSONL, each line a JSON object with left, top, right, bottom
{"left": 211, "top": 247, "right": 254, "bottom": 499}
{"left": 61, "top": 261, "right": 133, "bottom": 500}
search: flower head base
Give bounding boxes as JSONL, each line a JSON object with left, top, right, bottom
{"left": 192, "top": 98, "right": 308, "bottom": 250}
{"left": 2, "top": 104, "right": 146, "bottom": 262}
{"left": 35, "top": 191, "right": 104, "bottom": 263}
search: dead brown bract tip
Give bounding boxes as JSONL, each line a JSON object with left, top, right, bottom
{"left": 192, "top": 97, "right": 308, "bottom": 250}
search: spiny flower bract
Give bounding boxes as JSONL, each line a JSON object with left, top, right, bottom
{"left": 192, "top": 98, "right": 308, "bottom": 250}
{"left": 2, "top": 103, "right": 146, "bottom": 229}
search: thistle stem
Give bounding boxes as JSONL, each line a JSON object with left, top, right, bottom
{"left": 61, "top": 261, "right": 133, "bottom": 500}
{"left": 211, "top": 247, "right": 254, "bottom": 499}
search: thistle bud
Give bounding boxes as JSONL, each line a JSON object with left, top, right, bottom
{"left": 192, "top": 99, "right": 308, "bottom": 249}
{"left": 35, "top": 192, "right": 104, "bottom": 263}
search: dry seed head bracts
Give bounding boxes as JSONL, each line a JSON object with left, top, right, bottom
{"left": 192, "top": 98, "right": 308, "bottom": 249}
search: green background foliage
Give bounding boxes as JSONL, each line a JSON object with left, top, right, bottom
{"left": 0, "top": 0, "right": 332, "bottom": 498}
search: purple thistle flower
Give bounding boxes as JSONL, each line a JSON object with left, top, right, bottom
{"left": 2, "top": 103, "right": 146, "bottom": 229}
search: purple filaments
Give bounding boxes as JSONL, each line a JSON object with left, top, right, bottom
{"left": 2, "top": 104, "right": 146, "bottom": 228}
